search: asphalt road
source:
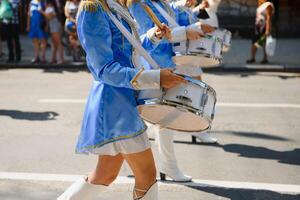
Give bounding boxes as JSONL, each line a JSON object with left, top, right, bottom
{"left": 0, "top": 68, "right": 299, "bottom": 200}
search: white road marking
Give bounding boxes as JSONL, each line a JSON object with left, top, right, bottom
{"left": 39, "top": 99, "right": 86, "bottom": 103}
{"left": 38, "top": 99, "right": 300, "bottom": 109}
{"left": 1, "top": 172, "right": 300, "bottom": 194}
{"left": 217, "top": 102, "right": 300, "bottom": 109}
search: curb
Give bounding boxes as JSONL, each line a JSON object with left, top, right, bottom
{"left": 0, "top": 62, "right": 299, "bottom": 73}
{"left": 0, "top": 62, "right": 86, "bottom": 69}
{"left": 203, "top": 63, "right": 300, "bottom": 73}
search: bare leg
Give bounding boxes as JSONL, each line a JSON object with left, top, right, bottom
{"left": 33, "top": 39, "right": 40, "bottom": 60}
{"left": 40, "top": 39, "right": 47, "bottom": 62}
{"left": 251, "top": 44, "right": 257, "bottom": 60}
{"left": 247, "top": 44, "right": 257, "bottom": 63}
{"left": 51, "top": 33, "right": 58, "bottom": 63}
{"left": 88, "top": 148, "right": 156, "bottom": 198}
{"left": 262, "top": 43, "right": 268, "bottom": 63}
{"left": 87, "top": 154, "right": 124, "bottom": 186}
{"left": 52, "top": 32, "right": 64, "bottom": 63}
{"left": 123, "top": 148, "right": 157, "bottom": 198}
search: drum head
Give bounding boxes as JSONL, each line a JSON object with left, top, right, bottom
{"left": 138, "top": 104, "right": 210, "bottom": 132}
{"left": 173, "top": 55, "right": 221, "bottom": 68}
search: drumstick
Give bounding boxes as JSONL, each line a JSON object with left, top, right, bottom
{"left": 141, "top": 3, "right": 164, "bottom": 30}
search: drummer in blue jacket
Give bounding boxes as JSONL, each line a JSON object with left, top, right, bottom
{"left": 170, "top": 0, "right": 218, "bottom": 144}
{"left": 57, "top": 0, "right": 186, "bottom": 199}
{"left": 129, "top": 0, "right": 215, "bottom": 183}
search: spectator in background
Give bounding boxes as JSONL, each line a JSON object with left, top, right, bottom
{"left": 247, "top": 0, "right": 274, "bottom": 64}
{"left": 0, "top": 23, "right": 4, "bottom": 59}
{"left": 52, "top": 0, "right": 65, "bottom": 25}
{"left": 41, "top": 0, "right": 64, "bottom": 64}
{"left": 64, "top": 0, "right": 81, "bottom": 61}
{"left": 195, "top": 0, "right": 222, "bottom": 28}
{"left": 1, "top": 0, "right": 21, "bottom": 63}
{"left": 64, "top": 0, "right": 78, "bottom": 25}
{"left": 27, "top": 0, "right": 48, "bottom": 64}
{"left": 65, "top": 17, "right": 82, "bottom": 61}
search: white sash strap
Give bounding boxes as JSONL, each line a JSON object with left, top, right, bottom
{"left": 152, "top": 1, "right": 179, "bottom": 28}
{"left": 106, "top": 10, "right": 160, "bottom": 69}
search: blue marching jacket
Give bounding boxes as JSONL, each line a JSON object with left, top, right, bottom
{"left": 75, "top": 0, "right": 160, "bottom": 154}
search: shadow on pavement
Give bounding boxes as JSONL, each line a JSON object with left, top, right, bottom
{"left": 239, "top": 73, "right": 300, "bottom": 79}
{"left": 171, "top": 131, "right": 299, "bottom": 166}
{"left": 0, "top": 109, "right": 58, "bottom": 121}
{"left": 173, "top": 140, "right": 300, "bottom": 166}
{"left": 187, "top": 185, "right": 300, "bottom": 200}
{"left": 211, "top": 130, "right": 291, "bottom": 141}
{"left": 206, "top": 71, "right": 300, "bottom": 79}
{"left": 171, "top": 130, "right": 291, "bottom": 146}
{"left": 42, "top": 66, "right": 88, "bottom": 74}
{"left": 217, "top": 144, "right": 300, "bottom": 166}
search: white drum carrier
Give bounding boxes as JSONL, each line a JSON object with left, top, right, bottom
{"left": 138, "top": 76, "right": 217, "bottom": 132}
{"left": 209, "top": 28, "right": 232, "bottom": 52}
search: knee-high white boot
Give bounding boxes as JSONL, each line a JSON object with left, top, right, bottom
{"left": 57, "top": 176, "right": 106, "bottom": 200}
{"left": 134, "top": 181, "right": 158, "bottom": 200}
{"left": 157, "top": 129, "right": 192, "bottom": 182}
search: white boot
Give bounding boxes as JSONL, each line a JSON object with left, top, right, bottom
{"left": 57, "top": 176, "right": 106, "bottom": 200}
{"left": 134, "top": 181, "right": 158, "bottom": 200}
{"left": 192, "top": 131, "right": 217, "bottom": 144}
{"left": 157, "top": 129, "right": 192, "bottom": 182}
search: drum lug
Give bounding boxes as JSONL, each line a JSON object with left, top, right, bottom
{"left": 176, "top": 95, "right": 192, "bottom": 104}
{"left": 201, "top": 94, "right": 208, "bottom": 107}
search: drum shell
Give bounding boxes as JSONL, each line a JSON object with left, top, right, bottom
{"left": 210, "top": 29, "right": 232, "bottom": 52}
{"left": 173, "top": 37, "right": 223, "bottom": 68}
{"left": 137, "top": 78, "right": 217, "bottom": 132}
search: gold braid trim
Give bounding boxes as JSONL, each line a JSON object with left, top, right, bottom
{"left": 79, "top": 0, "right": 109, "bottom": 12}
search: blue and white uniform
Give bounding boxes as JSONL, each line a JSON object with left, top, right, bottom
{"left": 76, "top": 0, "right": 160, "bottom": 155}
{"left": 28, "top": 0, "right": 48, "bottom": 39}
{"left": 169, "top": 0, "right": 198, "bottom": 27}
{"left": 129, "top": 0, "right": 203, "bottom": 76}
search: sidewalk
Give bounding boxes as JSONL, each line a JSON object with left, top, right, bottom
{"left": 219, "top": 39, "right": 300, "bottom": 72}
{"left": 0, "top": 35, "right": 299, "bottom": 72}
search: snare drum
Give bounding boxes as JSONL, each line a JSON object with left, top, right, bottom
{"left": 138, "top": 77, "right": 217, "bottom": 132}
{"left": 209, "top": 28, "right": 232, "bottom": 52}
{"left": 173, "top": 36, "right": 223, "bottom": 68}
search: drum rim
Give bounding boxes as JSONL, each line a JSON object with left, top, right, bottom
{"left": 183, "top": 77, "right": 217, "bottom": 100}
{"left": 138, "top": 101, "right": 213, "bottom": 132}
{"left": 138, "top": 99, "right": 214, "bottom": 122}
{"left": 173, "top": 54, "right": 223, "bottom": 63}
{"left": 143, "top": 116, "right": 211, "bottom": 132}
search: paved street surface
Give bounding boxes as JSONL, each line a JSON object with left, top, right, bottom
{"left": 0, "top": 68, "right": 300, "bottom": 200}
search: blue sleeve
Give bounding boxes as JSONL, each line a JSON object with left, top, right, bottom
{"left": 169, "top": 2, "right": 192, "bottom": 26}
{"left": 77, "top": 7, "right": 139, "bottom": 89}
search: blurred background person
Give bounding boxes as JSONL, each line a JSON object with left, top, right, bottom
{"left": 1, "top": 0, "right": 21, "bottom": 63}
{"left": 41, "top": 0, "right": 64, "bottom": 64}
{"left": 195, "top": 0, "right": 221, "bottom": 27}
{"left": 65, "top": 18, "right": 82, "bottom": 62}
{"left": 247, "top": 0, "right": 274, "bottom": 64}
{"left": 64, "top": 0, "right": 81, "bottom": 62}
{"left": 0, "top": 14, "right": 4, "bottom": 59}
{"left": 27, "top": 0, "right": 48, "bottom": 64}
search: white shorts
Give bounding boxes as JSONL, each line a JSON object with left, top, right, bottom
{"left": 89, "top": 131, "right": 151, "bottom": 156}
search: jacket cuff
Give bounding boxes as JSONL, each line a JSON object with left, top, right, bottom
{"left": 146, "top": 27, "right": 162, "bottom": 45}
{"left": 131, "top": 68, "right": 160, "bottom": 90}
{"left": 171, "top": 26, "right": 187, "bottom": 43}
